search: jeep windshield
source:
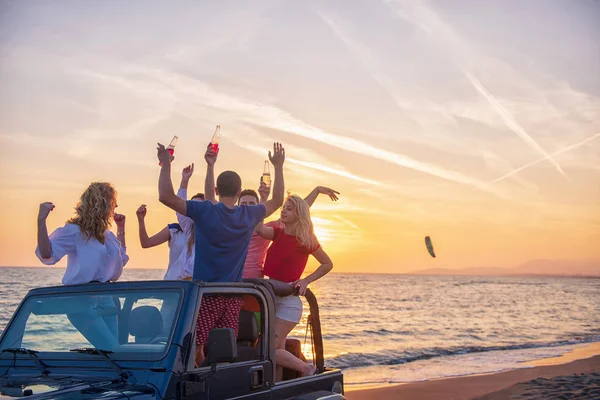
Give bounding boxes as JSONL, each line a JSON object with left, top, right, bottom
{"left": 0, "top": 288, "right": 182, "bottom": 361}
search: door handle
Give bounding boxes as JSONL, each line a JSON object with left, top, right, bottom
{"left": 249, "top": 365, "right": 264, "bottom": 389}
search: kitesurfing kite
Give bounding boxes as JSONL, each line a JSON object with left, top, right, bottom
{"left": 425, "top": 236, "right": 436, "bottom": 258}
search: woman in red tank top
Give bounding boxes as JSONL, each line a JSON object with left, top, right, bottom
{"left": 255, "top": 195, "right": 333, "bottom": 378}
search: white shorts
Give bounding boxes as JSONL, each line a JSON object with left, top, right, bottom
{"left": 274, "top": 295, "right": 303, "bottom": 323}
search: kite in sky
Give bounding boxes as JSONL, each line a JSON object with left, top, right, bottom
{"left": 425, "top": 236, "right": 436, "bottom": 258}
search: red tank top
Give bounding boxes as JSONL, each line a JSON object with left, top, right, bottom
{"left": 263, "top": 227, "right": 320, "bottom": 282}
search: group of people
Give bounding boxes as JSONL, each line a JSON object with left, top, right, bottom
{"left": 36, "top": 139, "right": 339, "bottom": 378}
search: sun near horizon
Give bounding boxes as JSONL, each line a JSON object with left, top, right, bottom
{"left": 0, "top": 1, "right": 599, "bottom": 275}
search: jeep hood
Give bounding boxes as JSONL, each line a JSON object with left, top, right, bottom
{"left": 0, "top": 381, "right": 155, "bottom": 399}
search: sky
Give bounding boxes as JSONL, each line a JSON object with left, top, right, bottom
{"left": 0, "top": 0, "right": 599, "bottom": 274}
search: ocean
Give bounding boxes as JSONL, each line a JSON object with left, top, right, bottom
{"left": 1, "top": 267, "right": 599, "bottom": 386}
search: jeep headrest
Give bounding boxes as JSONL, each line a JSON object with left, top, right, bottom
{"left": 237, "top": 310, "right": 258, "bottom": 342}
{"left": 129, "top": 306, "right": 163, "bottom": 342}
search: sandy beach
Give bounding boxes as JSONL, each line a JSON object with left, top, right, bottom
{"left": 345, "top": 343, "right": 600, "bottom": 400}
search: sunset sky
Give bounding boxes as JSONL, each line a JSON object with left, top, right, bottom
{"left": 0, "top": 0, "right": 599, "bottom": 274}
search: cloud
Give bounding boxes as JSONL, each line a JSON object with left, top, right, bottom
{"left": 242, "top": 143, "right": 384, "bottom": 186}
{"left": 288, "top": 157, "right": 383, "bottom": 186}
{"left": 76, "top": 66, "right": 505, "bottom": 196}
{"left": 384, "top": 0, "right": 569, "bottom": 179}
{"left": 0, "top": 111, "right": 168, "bottom": 167}
{"left": 332, "top": 214, "right": 361, "bottom": 231}
{"left": 315, "top": 8, "right": 457, "bottom": 130}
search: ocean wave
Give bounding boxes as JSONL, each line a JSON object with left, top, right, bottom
{"left": 326, "top": 336, "right": 600, "bottom": 369}
{"left": 452, "top": 281, "right": 549, "bottom": 287}
{"left": 363, "top": 329, "right": 395, "bottom": 336}
{"left": 323, "top": 329, "right": 415, "bottom": 340}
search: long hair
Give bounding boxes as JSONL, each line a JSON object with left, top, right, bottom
{"left": 186, "top": 194, "right": 204, "bottom": 255}
{"left": 285, "top": 195, "right": 319, "bottom": 250}
{"left": 68, "top": 182, "right": 117, "bottom": 244}
{"left": 187, "top": 228, "right": 194, "bottom": 255}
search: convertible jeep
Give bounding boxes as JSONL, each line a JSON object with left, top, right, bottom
{"left": 0, "top": 279, "right": 345, "bottom": 399}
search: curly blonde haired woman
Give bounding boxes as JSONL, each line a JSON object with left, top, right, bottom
{"left": 255, "top": 194, "right": 333, "bottom": 378}
{"left": 35, "top": 182, "right": 129, "bottom": 348}
{"left": 36, "top": 182, "right": 129, "bottom": 284}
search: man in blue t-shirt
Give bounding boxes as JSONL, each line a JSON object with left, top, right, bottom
{"left": 157, "top": 141, "right": 285, "bottom": 366}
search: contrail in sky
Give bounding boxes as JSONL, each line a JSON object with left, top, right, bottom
{"left": 77, "top": 67, "right": 503, "bottom": 194}
{"left": 242, "top": 143, "right": 384, "bottom": 186}
{"left": 384, "top": 0, "right": 569, "bottom": 179}
{"left": 480, "top": 132, "right": 600, "bottom": 189}
{"left": 463, "top": 71, "right": 569, "bottom": 179}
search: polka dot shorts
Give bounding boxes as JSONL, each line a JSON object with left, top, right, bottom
{"left": 195, "top": 295, "right": 244, "bottom": 345}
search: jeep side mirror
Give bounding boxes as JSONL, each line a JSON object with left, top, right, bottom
{"left": 206, "top": 328, "right": 237, "bottom": 368}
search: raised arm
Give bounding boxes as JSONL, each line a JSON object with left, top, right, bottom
{"left": 157, "top": 143, "right": 187, "bottom": 215}
{"left": 292, "top": 248, "right": 333, "bottom": 295}
{"left": 258, "top": 181, "right": 271, "bottom": 204}
{"left": 136, "top": 205, "right": 170, "bottom": 248}
{"left": 204, "top": 145, "right": 217, "bottom": 204}
{"left": 174, "top": 165, "right": 195, "bottom": 232}
{"left": 254, "top": 220, "right": 275, "bottom": 240}
{"left": 304, "top": 186, "right": 340, "bottom": 207}
{"left": 114, "top": 213, "right": 127, "bottom": 249}
{"left": 35, "top": 212, "right": 77, "bottom": 265}
{"left": 37, "top": 202, "right": 55, "bottom": 259}
{"left": 262, "top": 143, "right": 285, "bottom": 218}
{"left": 180, "top": 163, "right": 194, "bottom": 191}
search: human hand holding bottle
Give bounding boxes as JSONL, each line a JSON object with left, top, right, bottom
{"left": 258, "top": 181, "right": 270, "bottom": 203}
{"left": 158, "top": 136, "right": 178, "bottom": 166}
{"left": 157, "top": 143, "right": 172, "bottom": 166}
{"left": 204, "top": 145, "right": 217, "bottom": 166}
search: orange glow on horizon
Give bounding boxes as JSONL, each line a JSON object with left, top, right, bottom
{"left": 0, "top": 1, "right": 599, "bottom": 276}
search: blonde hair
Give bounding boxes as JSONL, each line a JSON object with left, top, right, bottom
{"left": 68, "top": 182, "right": 117, "bottom": 244}
{"left": 285, "top": 194, "right": 319, "bottom": 250}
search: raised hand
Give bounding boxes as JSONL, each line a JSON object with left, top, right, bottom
{"left": 182, "top": 164, "right": 195, "bottom": 180}
{"left": 268, "top": 142, "right": 285, "bottom": 168}
{"left": 38, "top": 202, "right": 55, "bottom": 221}
{"left": 318, "top": 187, "right": 340, "bottom": 201}
{"left": 258, "top": 180, "right": 271, "bottom": 202}
{"left": 157, "top": 143, "right": 172, "bottom": 166}
{"left": 114, "top": 213, "right": 126, "bottom": 229}
{"left": 205, "top": 144, "right": 218, "bottom": 166}
{"left": 136, "top": 204, "right": 147, "bottom": 219}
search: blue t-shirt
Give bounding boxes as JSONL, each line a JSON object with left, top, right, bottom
{"left": 186, "top": 200, "right": 266, "bottom": 282}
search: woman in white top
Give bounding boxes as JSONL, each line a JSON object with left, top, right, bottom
{"left": 35, "top": 181, "right": 129, "bottom": 349}
{"left": 136, "top": 203, "right": 190, "bottom": 334}
{"left": 136, "top": 204, "right": 188, "bottom": 280}
{"left": 176, "top": 163, "right": 204, "bottom": 280}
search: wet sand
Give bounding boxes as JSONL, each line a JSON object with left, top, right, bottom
{"left": 345, "top": 343, "right": 600, "bottom": 400}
